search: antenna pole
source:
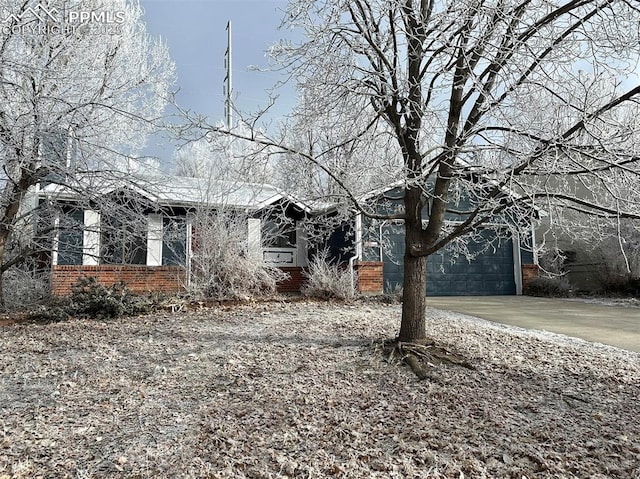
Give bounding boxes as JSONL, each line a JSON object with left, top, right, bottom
{"left": 224, "top": 21, "right": 233, "bottom": 129}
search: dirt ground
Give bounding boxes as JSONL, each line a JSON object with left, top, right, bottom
{"left": 0, "top": 301, "right": 639, "bottom": 478}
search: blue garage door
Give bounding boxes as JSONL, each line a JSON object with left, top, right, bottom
{"left": 382, "top": 227, "right": 516, "bottom": 296}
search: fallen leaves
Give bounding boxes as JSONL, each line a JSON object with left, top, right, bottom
{"left": 0, "top": 301, "right": 638, "bottom": 478}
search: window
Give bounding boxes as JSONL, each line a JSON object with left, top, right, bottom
{"left": 162, "top": 217, "right": 187, "bottom": 266}
{"left": 262, "top": 217, "right": 296, "bottom": 248}
{"left": 57, "top": 208, "right": 83, "bottom": 265}
{"left": 100, "top": 214, "right": 147, "bottom": 265}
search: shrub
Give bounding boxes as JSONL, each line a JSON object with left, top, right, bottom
{"left": 597, "top": 276, "right": 640, "bottom": 297}
{"left": 197, "top": 256, "right": 286, "bottom": 300}
{"left": 524, "top": 276, "right": 572, "bottom": 298}
{"left": 189, "top": 210, "right": 288, "bottom": 300}
{"left": 28, "top": 304, "right": 71, "bottom": 323}
{"left": 70, "top": 277, "right": 124, "bottom": 319}
{"left": 302, "top": 250, "right": 355, "bottom": 301}
{"left": 69, "top": 277, "right": 153, "bottom": 319}
{"left": 380, "top": 281, "right": 403, "bottom": 304}
{"left": 2, "top": 266, "right": 50, "bottom": 309}
{"left": 27, "top": 277, "right": 155, "bottom": 321}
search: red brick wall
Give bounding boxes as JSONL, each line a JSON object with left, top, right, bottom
{"left": 277, "top": 263, "right": 384, "bottom": 295}
{"left": 52, "top": 265, "right": 186, "bottom": 296}
{"left": 354, "top": 261, "right": 383, "bottom": 294}
{"left": 522, "top": 264, "right": 539, "bottom": 291}
{"left": 277, "top": 267, "right": 306, "bottom": 293}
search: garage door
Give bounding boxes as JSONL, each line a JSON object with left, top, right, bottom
{"left": 382, "top": 227, "right": 516, "bottom": 296}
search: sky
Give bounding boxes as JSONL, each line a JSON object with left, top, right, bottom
{"left": 138, "top": 0, "right": 294, "bottom": 163}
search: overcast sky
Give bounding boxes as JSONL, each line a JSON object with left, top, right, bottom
{"left": 138, "top": 0, "right": 293, "bottom": 162}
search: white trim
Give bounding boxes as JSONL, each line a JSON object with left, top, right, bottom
{"left": 247, "top": 218, "right": 262, "bottom": 262}
{"left": 263, "top": 247, "right": 297, "bottom": 266}
{"left": 146, "top": 214, "right": 163, "bottom": 266}
{"left": 350, "top": 213, "right": 364, "bottom": 294}
{"left": 82, "top": 210, "right": 100, "bottom": 265}
{"left": 186, "top": 214, "right": 194, "bottom": 286}
{"left": 512, "top": 231, "right": 523, "bottom": 295}
{"left": 354, "top": 213, "right": 363, "bottom": 260}
{"left": 295, "top": 222, "right": 308, "bottom": 267}
{"left": 52, "top": 212, "right": 59, "bottom": 266}
{"left": 531, "top": 221, "right": 539, "bottom": 265}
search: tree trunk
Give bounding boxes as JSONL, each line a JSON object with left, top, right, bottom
{"left": 0, "top": 234, "right": 6, "bottom": 309}
{"left": 399, "top": 218, "right": 428, "bottom": 342}
{"left": 399, "top": 252, "right": 427, "bottom": 342}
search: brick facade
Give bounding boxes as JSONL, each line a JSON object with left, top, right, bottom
{"left": 277, "top": 262, "right": 385, "bottom": 295}
{"left": 354, "top": 261, "right": 383, "bottom": 294}
{"left": 52, "top": 265, "right": 186, "bottom": 296}
{"left": 522, "top": 264, "right": 539, "bottom": 290}
{"left": 277, "top": 267, "right": 306, "bottom": 293}
{"left": 52, "top": 263, "right": 385, "bottom": 296}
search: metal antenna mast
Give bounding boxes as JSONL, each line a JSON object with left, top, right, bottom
{"left": 223, "top": 21, "right": 233, "bottom": 129}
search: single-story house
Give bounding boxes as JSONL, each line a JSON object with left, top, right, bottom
{"left": 34, "top": 170, "right": 539, "bottom": 297}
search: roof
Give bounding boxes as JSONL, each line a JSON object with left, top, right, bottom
{"left": 37, "top": 172, "right": 313, "bottom": 212}
{"left": 355, "top": 166, "right": 546, "bottom": 216}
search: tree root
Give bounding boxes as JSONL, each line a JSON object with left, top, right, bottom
{"left": 383, "top": 340, "right": 475, "bottom": 380}
{"left": 404, "top": 353, "right": 432, "bottom": 380}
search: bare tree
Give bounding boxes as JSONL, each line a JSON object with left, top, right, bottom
{"left": 273, "top": 90, "right": 403, "bottom": 201}
{"left": 0, "top": 0, "right": 174, "bottom": 305}
{"left": 174, "top": 123, "right": 275, "bottom": 186}
{"left": 192, "top": 0, "right": 640, "bottom": 343}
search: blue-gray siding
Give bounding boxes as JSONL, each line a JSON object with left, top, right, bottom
{"left": 381, "top": 227, "right": 517, "bottom": 296}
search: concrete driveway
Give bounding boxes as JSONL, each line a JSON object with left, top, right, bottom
{"left": 425, "top": 296, "right": 640, "bottom": 353}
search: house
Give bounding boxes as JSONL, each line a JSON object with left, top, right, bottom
{"left": 524, "top": 155, "right": 640, "bottom": 292}
{"left": 35, "top": 169, "right": 540, "bottom": 298}
{"left": 36, "top": 173, "right": 313, "bottom": 295}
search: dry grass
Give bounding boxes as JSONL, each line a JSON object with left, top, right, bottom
{"left": 301, "top": 251, "right": 355, "bottom": 301}
{"left": 1, "top": 301, "right": 639, "bottom": 478}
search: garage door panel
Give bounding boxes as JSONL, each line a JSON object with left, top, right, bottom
{"left": 382, "top": 227, "right": 516, "bottom": 296}
{"left": 459, "top": 264, "right": 484, "bottom": 274}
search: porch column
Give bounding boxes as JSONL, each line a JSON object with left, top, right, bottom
{"left": 82, "top": 210, "right": 100, "bottom": 266}
{"left": 185, "top": 215, "right": 193, "bottom": 286}
{"left": 147, "top": 214, "right": 163, "bottom": 266}
{"left": 247, "top": 218, "right": 262, "bottom": 261}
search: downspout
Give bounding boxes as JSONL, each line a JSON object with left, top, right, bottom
{"left": 186, "top": 214, "right": 194, "bottom": 287}
{"left": 531, "top": 220, "right": 538, "bottom": 265}
{"left": 379, "top": 221, "right": 386, "bottom": 262}
{"left": 349, "top": 213, "right": 363, "bottom": 294}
